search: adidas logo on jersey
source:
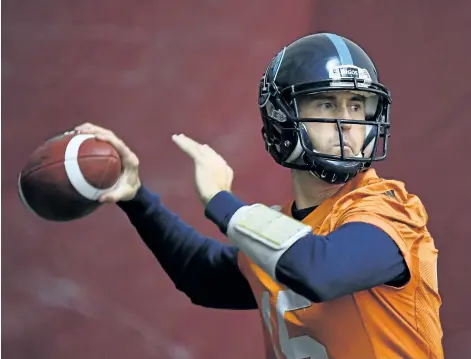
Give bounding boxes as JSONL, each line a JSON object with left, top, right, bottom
{"left": 382, "top": 190, "right": 397, "bottom": 200}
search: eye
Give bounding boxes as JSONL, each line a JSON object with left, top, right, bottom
{"left": 318, "top": 102, "right": 333, "bottom": 109}
{"left": 350, "top": 103, "right": 364, "bottom": 112}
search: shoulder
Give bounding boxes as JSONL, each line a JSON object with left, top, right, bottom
{"left": 332, "top": 173, "right": 439, "bottom": 291}
{"left": 332, "top": 174, "right": 429, "bottom": 230}
{"left": 330, "top": 173, "right": 437, "bottom": 259}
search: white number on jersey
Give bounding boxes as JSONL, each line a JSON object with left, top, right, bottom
{"left": 261, "top": 290, "right": 329, "bottom": 359}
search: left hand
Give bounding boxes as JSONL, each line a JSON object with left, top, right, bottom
{"left": 172, "top": 134, "right": 234, "bottom": 205}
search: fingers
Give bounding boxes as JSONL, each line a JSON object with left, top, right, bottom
{"left": 172, "top": 133, "right": 205, "bottom": 161}
{"left": 99, "top": 185, "right": 125, "bottom": 203}
{"left": 74, "top": 123, "right": 138, "bottom": 167}
{"left": 201, "top": 143, "right": 223, "bottom": 159}
{"left": 172, "top": 134, "right": 229, "bottom": 168}
{"left": 96, "top": 133, "right": 138, "bottom": 167}
{"left": 75, "top": 123, "right": 115, "bottom": 137}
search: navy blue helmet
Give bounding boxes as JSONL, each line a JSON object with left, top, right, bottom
{"left": 258, "top": 33, "right": 392, "bottom": 184}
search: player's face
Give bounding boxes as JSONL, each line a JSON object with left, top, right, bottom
{"left": 298, "top": 91, "right": 366, "bottom": 157}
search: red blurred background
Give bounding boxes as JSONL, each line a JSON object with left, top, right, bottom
{"left": 2, "top": 1, "right": 470, "bottom": 358}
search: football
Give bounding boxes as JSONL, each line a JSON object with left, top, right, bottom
{"left": 18, "top": 131, "right": 122, "bottom": 221}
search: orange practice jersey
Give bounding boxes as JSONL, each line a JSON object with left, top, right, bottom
{"left": 238, "top": 169, "right": 443, "bottom": 359}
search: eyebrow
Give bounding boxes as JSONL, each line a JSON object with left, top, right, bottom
{"left": 309, "top": 94, "right": 365, "bottom": 102}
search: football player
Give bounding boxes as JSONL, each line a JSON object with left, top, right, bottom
{"left": 76, "top": 32, "right": 443, "bottom": 359}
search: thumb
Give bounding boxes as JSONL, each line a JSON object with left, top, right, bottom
{"left": 98, "top": 183, "right": 128, "bottom": 203}
{"left": 98, "top": 190, "right": 121, "bottom": 203}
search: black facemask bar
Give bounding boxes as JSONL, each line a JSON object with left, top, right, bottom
{"left": 261, "top": 114, "right": 390, "bottom": 161}
{"left": 296, "top": 118, "right": 389, "bottom": 162}
{"left": 262, "top": 77, "right": 392, "bottom": 162}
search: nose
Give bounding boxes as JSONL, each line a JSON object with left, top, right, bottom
{"left": 341, "top": 121, "right": 352, "bottom": 131}
{"left": 338, "top": 106, "right": 352, "bottom": 130}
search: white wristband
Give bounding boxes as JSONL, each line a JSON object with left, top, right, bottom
{"left": 227, "top": 204, "right": 312, "bottom": 280}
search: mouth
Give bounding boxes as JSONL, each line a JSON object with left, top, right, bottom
{"left": 333, "top": 143, "right": 354, "bottom": 156}
{"left": 334, "top": 142, "right": 352, "bottom": 150}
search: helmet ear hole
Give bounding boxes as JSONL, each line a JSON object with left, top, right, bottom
{"left": 275, "top": 94, "right": 296, "bottom": 118}
{"left": 265, "top": 99, "right": 288, "bottom": 123}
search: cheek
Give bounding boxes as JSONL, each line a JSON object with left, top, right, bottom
{"left": 306, "top": 123, "right": 330, "bottom": 138}
{"left": 351, "top": 124, "right": 366, "bottom": 147}
{"left": 353, "top": 124, "right": 366, "bottom": 136}
{"left": 305, "top": 123, "right": 335, "bottom": 149}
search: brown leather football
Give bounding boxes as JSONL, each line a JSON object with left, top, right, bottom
{"left": 18, "top": 131, "right": 122, "bottom": 221}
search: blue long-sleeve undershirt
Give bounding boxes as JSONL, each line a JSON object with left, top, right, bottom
{"left": 118, "top": 186, "right": 408, "bottom": 309}
{"left": 117, "top": 186, "right": 257, "bottom": 309}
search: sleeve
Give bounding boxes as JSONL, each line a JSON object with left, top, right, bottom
{"left": 204, "top": 191, "right": 408, "bottom": 303}
{"left": 333, "top": 190, "right": 428, "bottom": 284}
{"left": 117, "top": 186, "right": 258, "bottom": 310}
{"left": 275, "top": 222, "right": 408, "bottom": 302}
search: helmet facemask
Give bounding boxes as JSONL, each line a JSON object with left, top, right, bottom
{"left": 260, "top": 78, "right": 391, "bottom": 184}
{"left": 258, "top": 34, "right": 393, "bottom": 183}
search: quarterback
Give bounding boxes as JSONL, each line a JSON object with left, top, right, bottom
{"left": 76, "top": 33, "right": 443, "bottom": 359}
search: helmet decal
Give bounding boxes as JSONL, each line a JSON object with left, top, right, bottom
{"left": 271, "top": 47, "right": 286, "bottom": 82}
{"left": 325, "top": 33, "right": 353, "bottom": 65}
